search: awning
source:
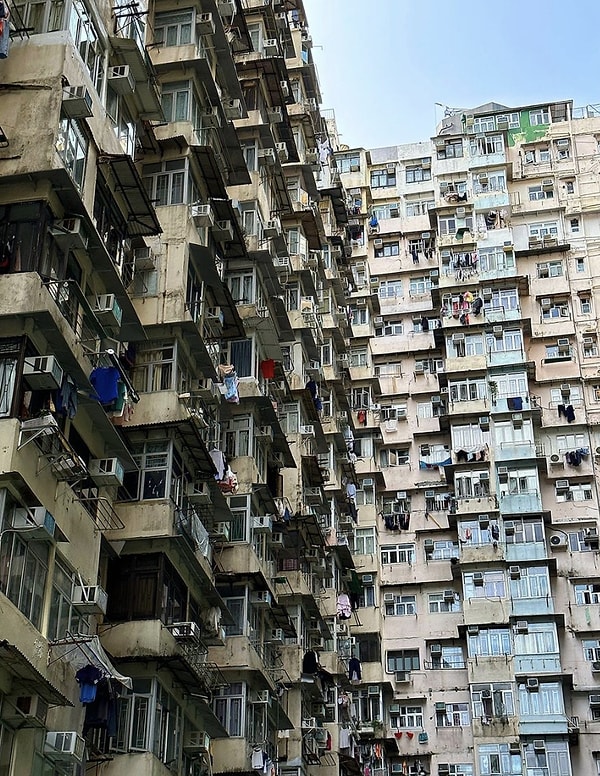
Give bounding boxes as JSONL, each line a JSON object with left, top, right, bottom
{"left": 0, "top": 640, "right": 72, "bottom": 706}
{"left": 49, "top": 635, "right": 133, "bottom": 689}
{"left": 97, "top": 154, "right": 162, "bottom": 236}
{"left": 109, "top": 35, "right": 163, "bottom": 121}
{"left": 189, "top": 244, "right": 245, "bottom": 339}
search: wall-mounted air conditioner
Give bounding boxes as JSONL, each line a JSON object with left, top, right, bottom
{"left": 89, "top": 457, "right": 125, "bottom": 486}
{"left": 62, "top": 86, "right": 93, "bottom": 119}
{"left": 72, "top": 585, "right": 108, "bottom": 615}
{"left": 44, "top": 732, "right": 86, "bottom": 763}
{"left": 23, "top": 355, "right": 64, "bottom": 390}
{"left": 93, "top": 294, "right": 123, "bottom": 328}
{"left": 108, "top": 64, "right": 135, "bottom": 95}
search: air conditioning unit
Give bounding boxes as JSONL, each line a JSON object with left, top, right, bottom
{"left": 509, "top": 741, "right": 521, "bottom": 754}
{"left": 456, "top": 207, "right": 466, "bottom": 218}
{"left": 23, "top": 355, "right": 64, "bottom": 390}
{"left": 493, "top": 325, "right": 503, "bottom": 338}
{"left": 93, "top": 294, "right": 123, "bottom": 328}
{"left": 482, "top": 287, "right": 493, "bottom": 300}
{"left": 186, "top": 481, "right": 212, "bottom": 505}
{"left": 383, "top": 592, "right": 395, "bottom": 602}
{"left": 201, "top": 106, "right": 221, "bottom": 128}
{"left": 526, "top": 678, "right": 539, "bottom": 692}
{"left": 504, "top": 521, "right": 515, "bottom": 535}
{"left": 467, "top": 625, "right": 479, "bottom": 635}
{"left": 556, "top": 139, "right": 570, "bottom": 149}
{"left": 44, "top": 732, "right": 86, "bottom": 763}
{"left": 88, "top": 457, "right": 125, "bottom": 486}
{"left": 557, "top": 338, "right": 570, "bottom": 352}
{"left": 414, "top": 361, "right": 425, "bottom": 374}
{"left": 51, "top": 217, "right": 88, "bottom": 250}
{"left": 184, "top": 730, "right": 210, "bottom": 753}
{"left": 223, "top": 98, "right": 242, "bottom": 119}
{"left": 443, "top": 590, "right": 455, "bottom": 601}
{"left": 191, "top": 203, "right": 214, "bottom": 227}
{"left": 273, "top": 255, "right": 291, "bottom": 271}
{"left": 169, "top": 621, "right": 201, "bottom": 642}
{"left": 542, "top": 178, "right": 553, "bottom": 191}
{"left": 362, "top": 574, "right": 374, "bottom": 584}
{"left": 549, "top": 533, "right": 567, "bottom": 549}
{"left": 440, "top": 249, "right": 452, "bottom": 261}
{"left": 196, "top": 10, "right": 215, "bottom": 34}
{"left": 62, "top": 86, "right": 93, "bottom": 119}
{"left": 424, "top": 539, "right": 435, "bottom": 552}
{"left": 264, "top": 218, "right": 282, "bottom": 238}
{"left": 262, "top": 38, "right": 279, "bottom": 56}
{"left": 555, "top": 479, "right": 569, "bottom": 491}
{"left": 512, "top": 413, "right": 523, "bottom": 428}
{"left": 72, "top": 585, "right": 108, "bottom": 615}
{"left": 252, "top": 515, "right": 273, "bottom": 533}
{"left": 533, "top": 740, "right": 545, "bottom": 751}
{"left": 590, "top": 695, "right": 600, "bottom": 707}
{"left": 432, "top": 395, "right": 442, "bottom": 405}
{"left": 550, "top": 454, "right": 561, "bottom": 464}
{"left": 592, "top": 663, "right": 600, "bottom": 673}
{"left": 560, "top": 383, "right": 571, "bottom": 394}
{"left": 267, "top": 106, "right": 283, "bottom": 124}
{"left": 452, "top": 333, "right": 465, "bottom": 342}
{"left": 503, "top": 241, "right": 513, "bottom": 252}
{"left": 133, "top": 245, "right": 157, "bottom": 271}
{"left": 217, "top": 0, "right": 235, "bottom": 17}
{"left": 584, "top": 528, "right": 599, "bottom": 545}
{"left": 430, "top": 643, "right": 442, "bottom": 655}
{"left": 479, "top": 472, "right": 490, "bottom": 481}
{"left": 302, "top": 717, "right": 316, "bottom": 729}
{"left": 271, "top": 531, "right": 284, "bottom": 548}
{"left": 481, "top": 689, "right": 492, "bottom": 699}
{"left": 509, "top": 566, "right": 521, "bottom": 579}
{"left": 395, "top": 671, "right": 410, "bottom": 683}
{"left": 4, "top": 694, "right": 49, "bottom": 727}
{"left": 479, "top": 514, "right": 490, "bottom": 528}
{"left": 250, "top": 590, "right": 272, "bottom": 606}
{"left": 211, "top": 522, "right": 230, "bottom": 542}
{"left": 421, "top": 158, "right": 431, "bottom": 169}
{"left": 473, "top": 572, "right": 484, "bottom": 586}
{"left": 300, "top": 425, "right": 315, "bottom": 437}
{"left": 13, "top": 507, "right": 56, "bottom": 542}
{"left": 424, "top": 490, "right": 436, "bottom": 499}
{"left": 108, "top": 64, "right": 135, "bottom": 95}
{"left": 275, "top": 142, "right": 289, "bottom": 162}
{"left": 211, "top": 219, "right": 233, "bottom": 242}
{"left": 540, "top": 297, "right": 552, "bottom": 311}
{"left": 438, "top": 766, "right": 450, "bottom": 776}
{"left": 479, "top": 416, "right": 490, "bottom": 430}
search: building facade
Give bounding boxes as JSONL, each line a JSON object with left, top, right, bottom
{"left": 2, "top": 2, "right": 600, "bottom": 775}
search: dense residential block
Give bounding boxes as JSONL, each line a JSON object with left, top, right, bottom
{"left": 0, "top": 2, "right": 600, "bottom": 775}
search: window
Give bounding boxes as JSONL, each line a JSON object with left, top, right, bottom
{"left": 427, "top": 540, "right": 459, "bottom": 561}
{"left": 556, "top": 482, "right": 592, "bottom": 502}
{"left": 56, "top": 117, "right": 87, "bottom": 189}
{"left": 529, "top": 108, "right": 550, "bottom": 125}
{"left": 501, "top": 468, "right": 539, "bottom": 497}
{"left": 555, "top": 432, "right": 587, "bottom": 453}
{"left": 214, "top": 683, "right": 244, "bottom": 736}
{"left": 143, "top": 158, "right": 197, "bottom": 206}
{"left": 68, "top": 0, "right": 104, "bottom": 89}
{"left": 356, "top": 480, "right": 375, "bottom": 506}
{"left": 375, "top": 362, "right": 402, "bottom": 377}
{"left": 447, "top": 333, "right": 485, "bottom": 358}
{"left": 374, "top": 321, "right": 403, "bottom": 337}
{"left": 570, "top": 218, "right": 580, "bottom": 233}
{"left": 386, "top": 649, "right": 420, "bottom": 672}
{"left": 349, "top": 348, "right": 368, "bottom": 368}
{"left": 473, "top": 685, "right": 515, "bottom": 722}
{"left": 405, "top": 197, "right": 434, "bottom": 216}
{"left": 381, "top": 544, "right": 415, "bottom": 565}
{"left": 478, "top": 743, "right": 521, "bottom": 776}
{"left": 161, "top": 80, "right": 192, "bottom": 123}
{"left": 351, "top": 306, "right": 369, "bottom": 326}
{"left": 524, "top": 740, "right": 571, "bottom": 776}
{"left": 0, "top": 339, "right": 20, "bottom": 417}
{"left": 464, "top": 570, "right": 506, "bottom": 599}
{"left": 371, "top": 202, "right": 400, "bottom": 220}
{"left": 505, "top": 519, "right": 544, "bottom": 545}
{"left": 47, "top": 559, "right": 90, "bottom": 640}
{"left": 537, "top": 260, "right": 563, "bottom": 278}
{"left": 454, "top": 471, "right": 489, "bottom": 499}
{"left": 123, "top": 440, "right": 170, "bottom": 500}
{"left": 510, "top": 566, "right": 550, "bottom": 599}
{"left": 0, "top": 528, "right": 49, "bottom": 630}
{"left": 486, "top": 329, "right": 523, "bottom": 353}
{"left": 225, "top": 415, "right": 251, "bottom": 458}
{"left": 390, "top": 705, "right": 422, "bottom": 729}
{"left": 355, "top": 527, "right": 376, "bottom": 555}
{"left": 580, "top": 296, "right": 592, "bottom": 314}
{"left": 0, "top": 722, "right": 14, "bottom": 776}
{"left": 337, "top": 153, "right": 360, "bottom": 173}
{"left": 472, "top": 116, "right": 496, "bottom": 133}
{"left": 370, "top": 169, "right": 396, "bottom": 187}
{"left": 431, "top": 645, "right": 465, "bottom": 670}
{"left": 555, "top": 139, "right": 571, "bottom": 159}
{"left": 484, "top": 287, "right": 519, "bottom": 312}
{"left": 154, "top": 9, "right": 194, "bottom": 46}
{"left": 475, "top": 171, "right": 506, "bottom": 193}
{"left": 449, "top": 378, "right": 487, "bottom": 402}
{"left": 378, "top": 279, "right": 402, "bottom": 298}
{"left": 496, "top": 112, "right": 520, "bottom": 128}
{"left": 437, "top": 139, "right": 463, "bottom": 158}
{"left": 468, "top": 628, "right": 512, "bottom": 657}
{"left": 452, "top": 422, "right": 487, "bottom": 449}
{"left": 470, "top": 135, "right": 503, "bottom": 156}
{"left": 409, "top": 276, "right": 432, "bottom": 296}
{"left": 351, "top": 387, "right": 370, "bottom": 409}
{"left": 405, "top": 165, "right": 431, "bottom": 183}
{"left": 429, "top": 591, "right": 461, "bottom": 613}
{"left": 529, "top": 221, "right": 559, "bottom": 239}
{"left": 514, "top": 622, "right": 558, "bottom": 655}
{"left": 582, "top": 638, "right": 600, "bottom": 662}
{"left": 438, "top": 215, "right": 474, "bottom": 236}
{"left": 574, "top": 583, "right": 600, "bottom": 604}
{"left": 436, "top": 702, "right": 470, "bottom": 727}
{"left": 545, "top": 343, "right": 571, "bottom": 361}
{"left": 529, "top": 185, "right": 553, "bottom": 201}
{"left": 133, "top": 341, "right": 178, "bottom": 392}
{"left": 374, "top": 241, "right": 400, "bottom": 258}
{"left": 569, "top": 530, "right": 596, "bottom": 552}
{"left": 541, "top": 299, "right": 569, "bottom": 320}
{"left": 385, "top": 594, "right": 416, "bottom": 616}
{"left": 380, "top": 448, "right": 410, "bottom": 467}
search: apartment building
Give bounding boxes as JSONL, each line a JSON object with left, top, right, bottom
{"left": 0, "top": 1, "right": 363, "bottom": 775}
{"left": 333, "top": 100, "right": 600, "bottom": 776}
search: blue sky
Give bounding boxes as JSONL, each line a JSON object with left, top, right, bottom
{"left": 303, "top": 0, "right": 600, "bottom": 149}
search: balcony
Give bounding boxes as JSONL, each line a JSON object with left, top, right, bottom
{"left": 498, "top": 491, "right": 543, "bottom": 515}
{"left": 444, "top": 354, "right": 487, "bottom": 374}
{"left": 486, "top": 348, "right": 528, "bottom": 368}
{"left": 518, "top": 714, "right": 568, "bottom": 736}
{"left": 511, "top": 594, "right": 555, "bottom": 617}
{"left": 513, "top": 652, "right": 561, "bottom": 675}
{"left": 495, "top": 441, "right": 544, "bottom": 463}
{"left": 473, "top": 189, "right": 511, "bottom": 211}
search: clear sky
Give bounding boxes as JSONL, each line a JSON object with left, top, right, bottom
{"left": 302, "top": 0, "right": 600, "bottom": 150}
